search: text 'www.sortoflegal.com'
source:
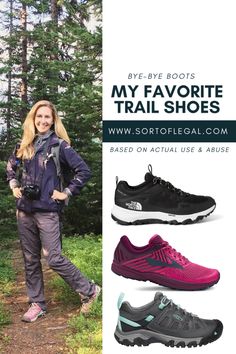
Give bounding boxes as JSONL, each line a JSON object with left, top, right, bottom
{"left": 107, "top": 127, "right": 228, "bottom": 136}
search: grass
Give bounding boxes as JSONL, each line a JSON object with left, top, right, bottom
{"left": 66, "top": 312, "right": 102, "bottom": 354}
{"left": 0, "top": 225, "right": 17, "bottom": 298}
{"left": 0, "top": 302, "right": 11, "bottom": 353}
{"left": 0, "top": 303, "right": 11, "bottom": 327}
{"left": 0, "top": 249, "right": 16, "bottom": 297}
{"left": 0, "top": 331, "right": 11, "bottom": 354}
{"left": 0, "top": 224, "right": 16, "bottom": 353}
{"left": 49, "top": 234, "right": 102, "bottom": 354}
{"left": 0, "top": 226, "right": 16, "bottom": 331}
{"left": 0, "top": 226, "right": 17, "bottom": 337}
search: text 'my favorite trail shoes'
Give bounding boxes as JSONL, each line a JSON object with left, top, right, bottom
{"left": 111, "top": 165, "right": 216, "bottom": 225}
{"left": 114, "top": 292, "right": 223, "bottom": 348}
{"left": 111, "top": 235, "right": 220, "bottom": 290}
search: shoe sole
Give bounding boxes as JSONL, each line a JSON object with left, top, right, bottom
{"left": 111, "top": 262, "right": 220, "bottom": 290}
{"left": 111, "top": 204, "right": 216, "bottom": 225}
{"left": 114, "top": 320, "right": 223, "bottom": 347}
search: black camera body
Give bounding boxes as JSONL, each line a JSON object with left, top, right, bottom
{"left": 22, "top": 185, "right": 41, "bottom": 200}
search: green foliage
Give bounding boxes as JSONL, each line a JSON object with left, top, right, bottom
{"left": 0, "top": 162, "right": 17, "bottom": 232}
{"left": 48, "top": 234, "right": 102, "bottom": 353}
{"left": 0, "top": 161, "right": 7, "bottom": 192}
{"left": 0, "top": 250, "right": 15, "bottom": 284}
{"left": 0, "top": 303, "right": 12, "bottom": 327}
{"left": 0, "top": 332, "right": 11, "bottom": 352}
{"left": 0, "top": 0, "right": 102, "bottom": 234}
{"left": 0, "top": 248, "right": 16, "bottom": 301}
{"left": 0, "top": 162, "right": 18, "bottom": 296}
{"left": 63, "top": 234, "right": 102, "bottom": 283}
{"left": 0, "top": 238, "right": 16, "bottom": 297}
{"left": 66, "top": 315, "right": 102, "bottom": 354}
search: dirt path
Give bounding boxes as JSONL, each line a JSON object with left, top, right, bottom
{"left": 1, "top": 241, "right": 78, "bottom": 354}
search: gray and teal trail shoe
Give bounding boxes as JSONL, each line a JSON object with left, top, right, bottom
{"left": 114, "top": 292, "right": 223, "bottom": 348}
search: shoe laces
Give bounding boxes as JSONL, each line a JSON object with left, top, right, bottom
{"left": 148, "top": 164, "right": 188, "bottom": 196}
{"left": 161, "top": 241, "right": 188, "bottom": 265}
{"left": 158, "top": 295, "right": 196, "bottom": 319}
{"left": 152, "top": 176, "right": 188, "bottom": 196}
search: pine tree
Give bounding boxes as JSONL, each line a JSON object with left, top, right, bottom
{"left": 19, "top": 1, "right": 28, "bottom": 120}
{"left": 0, "top": 0, "right": 26, "bottom": 154}
{"left": 6, "top": 0, "right": 14, "bottom": 142}
{"left": 0, "top": 0, "right": 102, "bottom": 233}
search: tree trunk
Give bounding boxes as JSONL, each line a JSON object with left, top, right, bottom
{"left": 50, "top": 0, "right": 59, "bottom": 96}
{"left": 51, "top": 0, "right": 59, "bottom": 25}
{"left": 6, "top": 0, "right": 14, "bottom": 142}
{"left": 20, "top": 1, "right": 28, "bottom": 121}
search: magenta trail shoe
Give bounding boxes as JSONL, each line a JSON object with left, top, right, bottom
{"left": 22, "top": 303, "right": 46, "bottom": 322}
{"left": 112, "top": 235, "right": 220, "bottom": 290}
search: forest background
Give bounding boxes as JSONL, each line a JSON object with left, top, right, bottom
{"left": 0, "top": 1, "right": 102, "bottom": 353}
{"left": 0, "top": 0, "right": 102, "bottom": 235}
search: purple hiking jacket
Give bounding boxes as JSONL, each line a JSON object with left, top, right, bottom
{"left": 6, "top": 133, "right": 91, "bottom": 213}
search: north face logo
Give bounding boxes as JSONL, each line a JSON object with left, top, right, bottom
{"left": 125, "top": 201, "right": 142, "bottom": 211}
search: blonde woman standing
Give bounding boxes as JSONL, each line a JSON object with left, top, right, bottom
{"left": 7, "top": 100, "right": 100, "bottom": 322}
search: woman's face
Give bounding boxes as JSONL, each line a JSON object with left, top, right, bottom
{"left": 34, "top": 106, "right": 54, "bottom": 134}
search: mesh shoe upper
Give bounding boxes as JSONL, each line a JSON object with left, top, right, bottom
{"left": 118, "top": 292, "right": 219, "bottom": 339}
{"left": 113, "top": 235, "right": 219, "bottom": 286}
{"left": 22, "top": 303, "right": 45, "bottom": 322}
{"left": 115, "top": 167, "right": 215, "bottom": 215}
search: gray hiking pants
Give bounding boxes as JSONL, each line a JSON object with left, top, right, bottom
{"left": 17, "top": 210, "right": 95, "bottom": 310}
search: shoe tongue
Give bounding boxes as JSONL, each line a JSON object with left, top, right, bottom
{"left": 154, "top": 292, "right": 164, "bottom": 302}
{"left": 149, "top": 234, "right": 164, "bottom": 246}
{"left": 144, "top": 172, "right": 154, "bottom": 183}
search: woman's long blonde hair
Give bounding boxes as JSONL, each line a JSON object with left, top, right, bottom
{"left": 17, "top": 100, "right": 70, "bottom": 159}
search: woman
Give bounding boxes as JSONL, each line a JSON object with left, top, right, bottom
{"left": 7, "top": 100, "right": 101, "bottom": 322}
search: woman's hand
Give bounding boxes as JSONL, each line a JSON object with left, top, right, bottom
{"left": 51, "top": 190, "right": 68, "bottom": 201}
{"left": 13, "top": 187, "right": 22, "bottom": 199}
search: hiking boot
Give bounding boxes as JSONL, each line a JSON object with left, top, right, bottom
{"left": 22, "top": 303, "right": 46, "bottom": 323}
{"left": 115, "top": 292, "right": 223, "bottom": 348}
{"left": 111, "top": 165, "right": 216, "bottom": 225}
{"left": 80, "top": 285, "right": 101, "bottom": 314}
{"left": 112, "top": 234, "right": 220, "bottom": 290}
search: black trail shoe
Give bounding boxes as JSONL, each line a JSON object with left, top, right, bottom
{"left": 111, "top": 165, "right": 216, "bottom": 225}
{"left": 114, "top": 292, "right": 223, "bottom": 348}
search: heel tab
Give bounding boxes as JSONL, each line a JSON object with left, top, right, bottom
{"left": 120, "top": 235, "right": 129, "bottom": 243}
{"left": 120, "top": 235, "right": 133, "bottom": 249}
{"left": 117, "top": 292, "right": 125, "bottom": 310}
{"left": 115, "top": 176, "right": 119, "bottom": 186}
{"left": 148, "top": 164, "right": 153, "bottom": 175}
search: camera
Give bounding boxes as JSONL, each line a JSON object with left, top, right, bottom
{"left": 22, "top": 185, "right": 41, "bottom": 200}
